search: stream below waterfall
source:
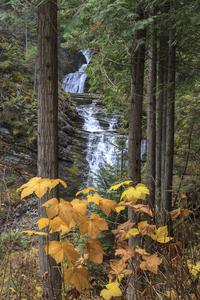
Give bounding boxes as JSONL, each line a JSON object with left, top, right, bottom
{"left": 62, "top": 50, "right": 146, "bottom": 187}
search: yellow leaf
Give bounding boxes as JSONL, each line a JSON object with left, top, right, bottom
{"left": 44, "top": 241, "right": 79, "bottom": 267}
{"left": 17, "top": 177, "right": 67, "bottom": 199}
{"left": 108, "top": 180, "right": 133, "bottom": 191}
{"left": 49, "top": 217, "right": 75, "bottom": 235}
{"left": 135, "top": 183, "right": 150, "bottom": 195}
{"left": 115, "top": 205, "right": 126, "bottom": 213}
{"left": 76, "top": 187, "right": 96, "bottom": 196}
{"left": 20, "top": 230, "right": 49, "bottom": 236}
{"left": 64, "top": 265, "right": 90, "bottom": 292}
{"left": 98, "top": 197, "right": 117, "bottom": 216}
{"left": 17, "top": 177, "right": 52, "bottom": 199}
{"left": 71, "top": 198, "right": 88, "bottom": 215}
{"left": 37, "top": 218, "right": 50, "bottom": 230}
{"left": 42, "top": 198, "right": 75, "bottom": 225}
{"left": 138, "top": 221, "right": 148, "bottom": 232}
{"left": 58, "top": 198, "right": 74, "bottom": 225}
{"left": 151, "top": 226, "right": 173, "bottom": 243}
{"left": 87, "top": 193, "right": 101, "bottom": 205}
{"left": 120, "top": 184, "right": 149, "bottom": 204}
{"left": 79, "top": 213, "right": 108, "bottom": 239}
{"left": 125, "top": 228, "right": 139, "bottom": 239}
{"left": 84, "top": 239, "right": 105, "bottom": 264}
{"left": 49, "top": 179, "right": 67, "bottom": 190}
{"left": 42, "top": 198, "right": 59, "bottom": 219}
{"left": 100, "top": 281, "right": 122, "bottom": 300}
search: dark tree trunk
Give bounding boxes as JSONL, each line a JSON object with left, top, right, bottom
{"left": 156, "top": 34, "right": 168, "bottom": 225}
{"left": 146, "top": 5, "right": 157, "bottom": 210}
{"left": 127, "top": 6, "right": 146, "bottom": 299}
{"left": 146, "top": 4, "right": 157, "bottom": 252}
{"left": 163, "top": 28, "right": 176, "bottom": 218}
{"left": 37, "top": 1, "right": 61, "bottom": 299}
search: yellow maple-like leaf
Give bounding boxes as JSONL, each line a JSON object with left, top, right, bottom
{"left": 42, "top": 198, "right": 75, "bottom": 225}
{"left": 71, "top": 198, "right": 89, "bottom": 215}
{"left": 121, "top": 184, "right": 149, "bottom": 204}
{"left": 37, "top": 218, "right": 50, "bottom": 230}
{"left": 17, "top": 177, "right": 67, "bottom": 199}
{"left": 151, "top": 226, "right": 173, "bottom": 243}
{"left": 79, "top": 213, "right": 108, "bottom": 239}
{"left": 84, "top": 239, "right": 105, "bottom": 264}
{"left": 140, "top": 253, "right": 162, "bottom": 274}
{"left": 98, "top": 198, "right": 117, "bottom": 216}
{"left": 17, "top": 177, "right": 52, "bottom": 199}
{"left": 100, "top": 281, "right": 122, "bottom": 300}
{"left": 20, "top": 230, "right": 49, "bottom": 236}
{"left": 125, "top": 228, "right": 139, "bottom": 239}
{"left": 41, "top": 198, "right": 59, "bottom": 219}
{"left": 115, "top": 201, "right": 126, "bottom": 213}
{"left": 76, "top": 187, "right": 96, "bottom": 196}
{"left": 108, "top": 180, "right": 133, "bottom": 191}
{"left": 87, "top": 193, "right": 101, "bottom": 205}
{"left": 49, "top": 178, "right": 67, "bottom": 190}
{"left": 135, "top": 183, "right": 150, "bottom": 196}
{"left": 64, "top": 265, "right": 90, "bottom": 292}
{"left": 49, "top": 217, "right": 75, "bottom": 235}
{"left": 57, "top": 198, "right": 74, "bottom": 225}
{"left": 44, "top": 241, "right": 79, "bottom": 267}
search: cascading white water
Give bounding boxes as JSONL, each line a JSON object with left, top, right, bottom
{"left": 76, "top": 103, "right": 119, "bottom": 185}
{"left": 62, "top": 50, "right": 146, "bottom": 186}
{"left": 62, "top": 50, "right": 90, "bottom": 93}
{"left": 62, "top": 50, "right": 120, "bottom": 186}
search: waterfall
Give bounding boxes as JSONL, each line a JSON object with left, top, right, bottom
{"left": 62, "top": 50, "right": 90, "bottom": 93}
{"left": 75, "top": 103, "right": 119, "bottom": 186}
{"left": 62, "top": 50, "right": 120, "bottom": 186}
{"left": 62, "top": 50, "right": 146, "bottom": 187}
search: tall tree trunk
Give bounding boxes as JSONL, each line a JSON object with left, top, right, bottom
{"left": 37, "top": 1, "right": 61, "bottom": 299}
{"left": 146, "top": 4, "right": 157, "bottom": 252}
{"left": 163, "top": 28, "right": 176, "bottom": 219}
{"left": 156, "top": 34, "right": 168, "bottom": 225}
{"left": 127, "top": 6, "right": 146, "bottom": 299}
{"left": 146, "top": 5, "right": 156, "bottom": 211}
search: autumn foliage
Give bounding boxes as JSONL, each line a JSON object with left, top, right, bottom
{"left": 17, "top": 178, "right": 199, "bottom": 299}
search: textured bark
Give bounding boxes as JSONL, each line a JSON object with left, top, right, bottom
{"left": 146, "top": 6, "right": 156, "bottom": 210}
{"left": 127, "top": 7, "right": 146, "bottom": 299}
{"left": 37, "top": 1, "right": 61, "bottom": 299}
{"left": 156, "top": 34, "right": 168, "bottom": 224}
{"left": 163, "top": 28, "right": 175, "bottom": 217}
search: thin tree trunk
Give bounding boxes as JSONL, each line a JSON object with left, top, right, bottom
{"left": 146, "top": 4, "right": 157, "bottom": 253}
{"left": 37, "top": 1, "right": 61, "bottom": 299}
{"left": 156, "top": 34, "right": 168, "bottom": 225}
{"left": 163, "top": 28, "right": 176, "bottom": 218}
{"left": 146, "top": 5, "right": 156, "bottom": 211}
{"left": 127, "top": 7, "right": 146, "bottom": 299}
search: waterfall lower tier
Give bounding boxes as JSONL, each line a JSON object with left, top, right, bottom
{"left": 74, "top": 98, "right": 120, "bottom": 187}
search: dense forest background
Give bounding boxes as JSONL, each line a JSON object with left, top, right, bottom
{"left": 0, "top": 0, "right": 200, "bottom": 299}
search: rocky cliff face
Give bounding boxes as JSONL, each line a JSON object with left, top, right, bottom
{"left": 0, "top": 76, "right": 88, "bottom": 199}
